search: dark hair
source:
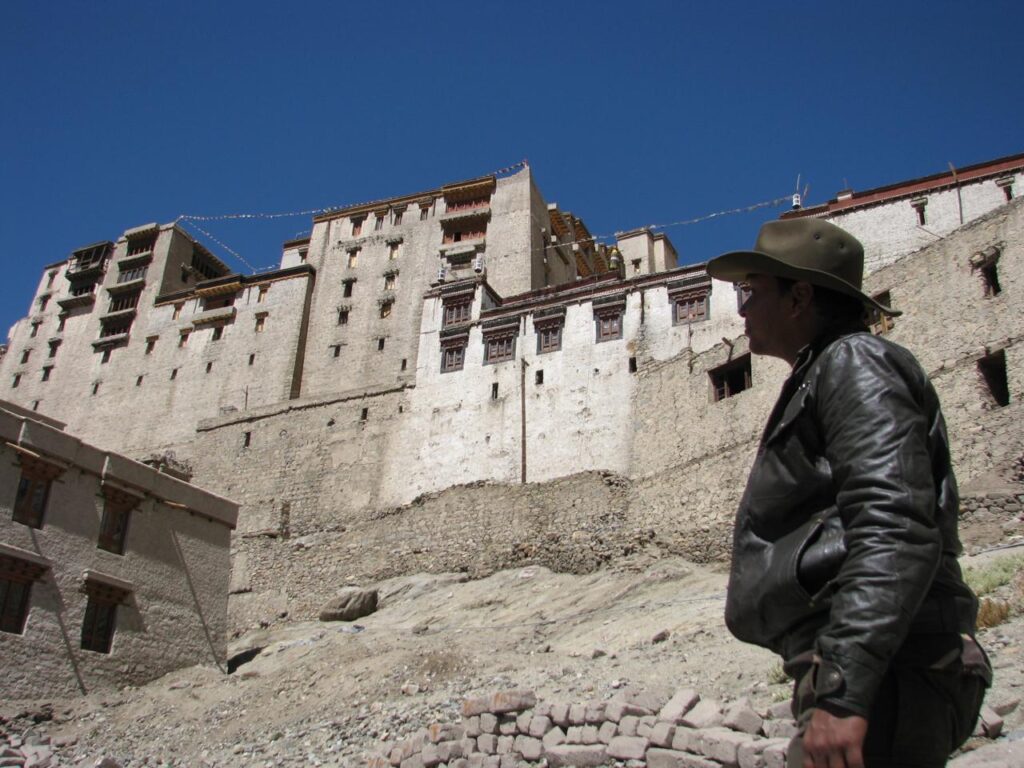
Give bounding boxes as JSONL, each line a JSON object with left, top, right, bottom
{"left": 776, "top": 277, "right": 868, "bottom": 333}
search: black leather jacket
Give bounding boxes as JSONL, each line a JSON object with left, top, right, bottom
{"left": 725, "top": 330, "right": 978, "bottom": 717}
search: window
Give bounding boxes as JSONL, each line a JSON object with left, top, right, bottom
{"left": 673, "top": 293, "right": 709, "bottom": 324}
{"left": 733, "top": 284, "right": 751, "bottom": 313}
{"left": 536, "top": 321, "right": 563, "bottom": 353}
{"left": 41, "top": 366, "right": 52, "bottom": 382}
{"left": 440, "top": 341, "right": 466, "bottom": 373}
{"left": 866, "top": 291, "right": 895, "bottom": 336}
{"left": 380, "top": 301, "right": 393, "bottom": 318}
{"left": 258, "top": 286, "right": 268, "bottom": 303}
{"left": 377, "top": 337, "right": 385, "bottom": 352}
{"left": 98, "top": 487, "right": 138, "bottom": 555}
{"left": 46, "top": 271, "right": 57, "bottom": 288}
{"left": 47, "top": 341, "right": 60, "bottom": 359}
{"left": 710, "top": 354, "right": 752, "bottom": 402}
{"left": 332, "top": 344, "right": 342, "bottom": 358}
{"left": 595, "top": 306, "right": 623, "bottom": 342}
{"left": 0, "top": 567, "right": 34, "bottom": 635}
{"left": 389, "top": 242, "right": 400, "bottom": 260}
{"left": 20, "top": 350, "right": 30, "bottom": 364}
{"left": 101, "top": 350, "right": 111, "bottom": 364}
{"left": 978, "top": 350, "right": 1009, "bottom": 407}
{"left": 117, "top": 264, "right": 148, "bottom": 283}
{"left": 338, "top": 308, "right": 349, "bottom": 325}
{"left": 535, "top": 370, "right": 544, "bottom": 385}
{"left": 212, "top": 326, "right": 224, "bottom": 341}
{"left": 343, "top": 279, "right": 355, "bottom": 298}
{"left": 911, "top": 198, "right": 927, "bottom": 226}
{"left": 491, "top": 382, "right": 499, "bottom": 400}
{"left": 31, "top": 401, "right": 39, "bottom": 411}
{"left": 100, "top": 317, "right": 132, "bottom": 338}
{"left": 30, "top": 322, "right": 41, "bottom": 338}
{"left": 351, "top": 218, "right": 363, "bottom": 237}
{"left": 298, "top": 248, "right": 308, "bottom": 263}
{"left": 970, "top": 246, "right": 1002, "bottom": 298}
{"left": 38, "top": 295, "right": 50, "bottom": 312}
{"left": 13, "top": 458, "right": 61, "bottom": 528}
{"left": 401, "top": 358, "right": 407, "bottom": 371}
{"left": 205, "top": 361, "right": 213, "bottom": 373}
{"left": 80, "top": 594, "right": 118, "bottom": 654}
{"left": 108, "top": 291, "right": 141, "bottom": 314}
{"left": 179, "top": 331, "right": 190, "bottom": 347}
{"left": 393, "top": 209, "right": 403, "bottom": 226}
{"left": 57, "top": 315, "right": 67, "bottom": 332}
{"left": 170, "top": 368, "right": 178, "bottom": 380}
{"left": 360, "top": 407, "right": 369, "bottom": 422}
{"left": 126, "top": 233, "right": 156, "bottom": 256}
{"left": 997, "top": 177, "right": 1014, "bottom": 202}
{"left": 484, "top": 332, "right": 516, "bottom": 364}
{"left": 243, "top": 431, "right": 251, "bottom": 448}
{"left": 347, "top": 249, "right": 359, "bottom": 269}
{"left": 255, "top": 314, "right": 266, "bottom": 333}
{"left": 12, "top": 374, "right": 20, "bottom": 389}
{"left": 384, "top": 273, "right": 397, "bottom": 290}
{"left": 629, "top": 357, "right": 638, "bottom": 373}
{"left": 420, "top": 205, "right": 429, "bottom": 221}
{"left": 632, "top": 259, "right": 641, "bottom": 274}
{"left": 136, "top": 376, "right": 143, "bottom": 387}
{"left": 145, "top": 337, "right": 157, "bottom": 355}
{"left": 248, "top": 353, "right": 255, "bottom": 366}
{"left": 92, "top": 382, "right": 100, "bottom": 395}
{"left": 443, "top": 299, "right": 472, "bottom": 327}
{"left": 374, "top": 214, "right": 384, "bottom": 231}
{"left": 172, "top": 303, "right": 183, "bottom": 320}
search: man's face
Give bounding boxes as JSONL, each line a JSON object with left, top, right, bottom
{"left": 738, "top": 274, "right": 794, "bottom": 359}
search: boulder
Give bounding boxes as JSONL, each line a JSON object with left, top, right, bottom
{"left": 318, "top": 587, "right": 378, "bottom": 621}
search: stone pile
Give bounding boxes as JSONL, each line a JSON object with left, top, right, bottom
{"left": 0, "top": 726, "right": 62, "bottom": 768}
{"left": 367, "top": 687, "right": 797, "bottom": 768}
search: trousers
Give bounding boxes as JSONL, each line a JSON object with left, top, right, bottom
{"left": 786, "top": 635, "right": 989, "bottom": 768}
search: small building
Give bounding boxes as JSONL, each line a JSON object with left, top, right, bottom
{"left": 0, "top": 399, "right": 237, "bottom": 698}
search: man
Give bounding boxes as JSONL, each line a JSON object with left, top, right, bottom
{"left": 705, "top": 219, "right": 990, "bottom": 768}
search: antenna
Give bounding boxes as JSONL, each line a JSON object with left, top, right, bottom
{"left": 792, "top": 174, "right": 803, "bottom": 210}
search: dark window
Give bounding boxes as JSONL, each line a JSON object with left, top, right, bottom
{"left": 535, "top": 369, "right": 544, "bottom": 385}
{"left": 92, "top": 382, "right": 99, "bottom": 395}
{"left": 98, "top": 488, "right": 137, "bottom": 555}
{"left": 12, "top": 374, "right": 21, "bottom": 389}
{"left": 913, "top": 202, "right": 927, "bottom": 226}
{"left": 80, "top": 596, "right": 118, "bottom": 654}
{"left": 298, "top": 249, "right": 308, "bottom": 263}
{"left": 374, "top": 215, "right": 384, "bottom": 231}
{"left": 982, "top": 263, "right": 1002, "bottom": 297}
{"left": 255, "top": 315, "right": 266, "bottom": 333}
{"left": 401, "top": 358, "right": 407, "bottom": 371}
{"left": 212, "top": 326, "right": 223, "bottom": 341}
{"left": 343, "top": 280, "right": 355, "bottom": 299}
{"left": 338, "top": 308, "right": 349, "bottom": 325}
{"left": 536, "top": 322, "right": 563, "bottom": 353}
{"left": 13, "top": 474, "right": 51, "bottom": 529}
{"left": 20, "top": 350, "right": 30, "bottom": 364}
{"left": 709, "top": 354, "right": 752, "bottom": 402}
{"left": 170, "top": 368, "right": 178, "bottom": 380}
{"left": 673, "top": 293, "right": 709, "bottom": 324}
{"left": 204, "top": 295, "right": 235, "bottom": 311}
{"left": 484, "top": 333, "right": 515, "bottom": 363}
{"left": 866, "top": 291, "right": 895, "bottom": 336}
{"left": 206, "top": 361, "right": 213, "bottom": 373}
{"left": 31, "top": 401, "right": 39, "bottom": 411}
{"left": 41, "top": 366, "right": 53, "bottom": 382}
{"left": 126, "top": 234, "right": 156, "bottom": 256}
{"left": 0, "top": 577, "right": 32, "bottom": 635}
{"left": 30, "top": 322, "right": 41, "bottom": 338}
{"left": 332, "top": 344, "right": 341, "bottom": 358}
{"left": 384, "top": 273, "right": 397, "bottom": 290}
{"left": 595, "top": 309, "right": 623, "bottom": 342}
{"left": 38, "top": 295, "right": 50, "bottom": 312}
{"left": 441, "top": 343, "right": 465, "bottom": 373}
{"left": 629, "top": 357, "right": 638, "bottom": 373}
{"left": 46, "top": 271, "right": 57, "bottom": 288}
{"left": 420, "top": 206, "right": 429, "bottom": 221}
{"left": 978, "top": 350, "right": 1009, "bottom": 407}
{"left": 57, "top": 315, "right": 67, "bottom": 332}
{"left": 248, "top": 353, "right": 256, "bottom": 366}
{"left": 380, "top": 301, "right": 393, "bottom": 318}
{"left": 443, "top": 299, "right": 472, "bottom": 327}
{"left": 377, "top": 338, "right": 385, "bottom": 352}
{"left": 351, "top": 218, "right": 363, "bottom": 237}
{"left": 243, "top": 431, "right": 251, "bottom": 448}
{"left": 360, "top": 407, "right": 368, "bottom": 421}
{"left": 108, "top": 292, "right": 141, "bottom": 314}
{"left": 145, "top": 338, "right": 156, "bottom": 354}
{"left": 101, "top": 349, "right": 111, "bottom": 364}
{"left": 117, "top": 264, "right": 148, "bottom": 283}
{"left": 393, "top": 210, "right": 403, "bottom": 225}
{"left": 491, "top": 382, "right": 499, "bottom": 400}
{"left": 135, "top": 376, "right": 143, "bottom": 387}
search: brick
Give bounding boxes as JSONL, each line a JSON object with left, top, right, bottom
{"left": 597, "top": 721, "right": 617, "bottom": 744}
{"left": 467, "top": 755, "right": 484, "bottom": 768}
{"left": 579, "top": 725, "right": 599, "bottom": 745}
{"left": 764, "top": 701, "right": 793, "bottom": 720}
{"left": 498, "top": 716, "right": 517, "bottom": 735}
{"left": 514, "top": 735, "right": 543, "bottom": 761}
{"left": 498, "top": 755, "right": 518, "bottom": 768}
{"left": 658, "top": 689, "right": 700, "bottom": 724}
{"left": 618, "top": 715, "right": 639, "bottom": 736}
{"left": 622, "top": 686, "right": 674, "bottom": 713}
{"left": 568, "top": 703, "right": 586, "bottom": 725}
{"left": 463, "top": 716, "right": 481, "bottom": 738}
{"left": 544, "top": 744, "right": 609, "bottom": 767}
{"left": 680, "top": 699, "right": 723, "bottom": 729}
{"left": 762, "top": 719, "right": 798, "bottom": 740}
{"left": 489, "top": 689, "right": 537, "bottom": 714}
{"left": 762, "top": 740, "right": 789, "bottom": 768}
{"left": 421, "top": 742, "right": 441, "bottom": 767}
{"left": 477, "top": 735, "right": 497, "bottom": 754}
{"left": 584, "top": 700, "right": 606, "bottom": 724}
{"left": 607, "top": 736, "right": 649, "bottom": 760}
{"left": 604, "top": 700, "right": 653, "bottom": 723}
{"left": 697, "top": 727, "right": 756, "bottom": 766}
{"left": 671, "top": 726, "right": 700, "bottom": 753}
{"left": 515, "top": 712, "right": 533, "bottom": 733}
{"left": 401, "top": 755, "right": 425, "bottom": 768}
{"left": 479, "top": 714, "right": 498, "bottom": 734}
{"left": 496, "top": 735, "right": 514, "bottom": 754}
{"left": 550, "top": 703, "right": 570, "bottom": 727}
{"left": 459, "top": 738, "right": 477, "bottom": 757}
{"left": 534, "top": 701, "right": 552, "bottom": 718}
{"left": 429, "top": 723, "right": 465, "bottom": 743}
{"left": 646, "top": 748, "right": 719, "bottom": 768}
{"left": 649, "top": 722, "right": 676, "bottom": 748}
{"left": 482, "top": 756, "right": 500, "bottom": 768}
{"left": 738, "top": 738, "right": 773, "bottom": 768}
{"left": 462, "top": 697, "right": 490, "bottom": 717}
{"left": 565, "top": 726, "right": 583, "bottom": 744}
{"left": 450, "top": 760, "right": 469, "bottom": 768}
{"left": 724, "top": 701, "right": 763, "bottom": 735}
{"left": 542, "top": 726, "right": 566, "bottom": 749}
{"left": 528, "top": 715, "right": 551, "bottom": 738}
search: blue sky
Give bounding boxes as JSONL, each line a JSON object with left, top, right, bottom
{"left": 2, "top": 1, "right": 1022, "bottom": 340}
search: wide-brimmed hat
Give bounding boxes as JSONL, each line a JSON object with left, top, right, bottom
{"left": 706, "top": 218, "right": 899, "bottom": 316}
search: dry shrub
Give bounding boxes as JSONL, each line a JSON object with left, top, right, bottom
{"left": 976, "top": 596, "right": 1011, "bottom": 629}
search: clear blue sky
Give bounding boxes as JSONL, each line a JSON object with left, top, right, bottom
{"left": 2, "top": 1, "right": 1021, "bottom": 340}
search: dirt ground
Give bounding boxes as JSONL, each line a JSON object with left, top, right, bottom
{"left": 3, "top": 534, "right": 1023, "bottom": 768}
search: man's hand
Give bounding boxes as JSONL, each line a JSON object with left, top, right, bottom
{"left": 801, "top": 707, "right": 868, "bottom": 768}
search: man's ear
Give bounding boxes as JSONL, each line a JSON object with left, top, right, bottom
{"left": 790, "top": 281, "right": 815, "bottom": 317}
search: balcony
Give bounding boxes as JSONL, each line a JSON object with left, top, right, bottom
{"left": 66, "top": 260, "right": 106, "bottom": 280}
{"left": 191, "top": 306, "right": 237, "bottom": 326}
{"left": 440, "top": 204, "right": 491, "bottom": 223}
{"left": 58, "top": 292, "right": 96, "bottom": 311}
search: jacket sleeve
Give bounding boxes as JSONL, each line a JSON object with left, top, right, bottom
{"left": 811, "top": 337, "right": 942, "bottom": 717}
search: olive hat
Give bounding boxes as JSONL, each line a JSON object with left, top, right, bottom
{"left": 706, "top": 218, "right": 899, "bottom": 316}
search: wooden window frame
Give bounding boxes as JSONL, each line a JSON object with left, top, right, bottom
{"left": 535, "top": 320, "right": 563, "bottom": 354}
{"left": 594, "top": 305, "right": 624, "bottom": 342}
{"left": 440, "top": 340, "right": 466, "bottom": 373}
{"left": 672, "top": 291, "right": 709, "bottom": 325}
{"left": 483, "top": 331, "right": 516, "bottom": 364}
{"left": 97, "top": 486, "right": 139, "bottom": 555}
{"left": 12, "top": 457, "right": 63, "bottom": 528}
{"left": 709, "top": 354, "right": 752, "bottom": 402}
